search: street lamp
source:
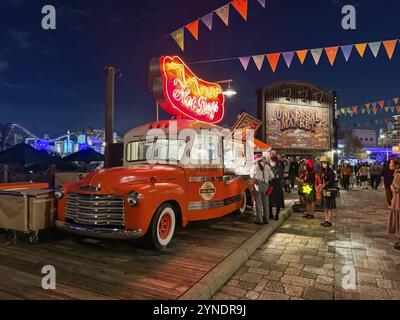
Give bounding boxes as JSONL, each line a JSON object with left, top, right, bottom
{"left": 216, "top": 80, "right": 238, "bottom": 97}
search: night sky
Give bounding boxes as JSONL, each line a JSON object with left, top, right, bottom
{"left": 0, "top": 0, "right": 399, "bottom": 137}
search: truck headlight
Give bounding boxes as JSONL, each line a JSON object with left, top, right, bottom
{"left": 127, "top": 192, "right": 139, "bottom": 207}
{"left": 54, "top": 186, "right": 65, "bottom": 199}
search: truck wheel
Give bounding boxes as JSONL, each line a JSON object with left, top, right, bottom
{"left": 239, "top": 192, "right": 247, "bottom": 215}
{"left": 146, "top": 203, "right": 176, "bottom": 250}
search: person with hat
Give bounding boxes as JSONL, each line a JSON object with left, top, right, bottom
{"left": 250, "top": 153, "right": 274, "bottom": 225}
{"left": 299, "top": 159, "right": 317, "bottom": 219}
{"left": 320, "top": 156, "right": 337, "bottom": 228}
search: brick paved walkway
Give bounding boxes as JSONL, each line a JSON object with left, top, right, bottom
{"left": 213, "top": 188, "right": 400, "bottom": 300}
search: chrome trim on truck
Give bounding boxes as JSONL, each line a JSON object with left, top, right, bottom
{"left": 65, "top": 193, "right": 125, "bottom": 228}
{"left": 56, "top": 221, "right": 142, "bottom": 240}
{"left": 188, "top": 194, "right": 244, "bottom": 211}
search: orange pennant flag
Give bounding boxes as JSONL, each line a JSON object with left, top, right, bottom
{"left": 231, "top": 0, "right": 248, "bottom": 21}
{"left": 383, "top": 40, "right": 398, "bottom": 59}
{"left": 397, "top": 106, "right": 400, "bottom": 113}
{"left": 355, "top": 43, "right": 367, "bottom": 58}
{"left": 379, "top": 100, "right": 385, "bottom": 109}
{"left": 186, "top": 20, "right": 199, "bottom": 40}
{"left": 325, "top": 46, "right": 339, "bottom": 66}
{"left": 296, "top": 50, "right": 308, "bottom": 64}
{"left": 266, "top": 53, "right": 281, "bottom": 72}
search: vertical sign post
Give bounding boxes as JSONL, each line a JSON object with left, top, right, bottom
{"left": 104, "top": 66, "right": 116, "bottom": 168}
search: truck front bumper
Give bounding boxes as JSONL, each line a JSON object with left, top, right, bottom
{"left": 55, "top": 221, "right": 143, "bottom": 240}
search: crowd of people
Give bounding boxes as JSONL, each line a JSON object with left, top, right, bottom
{"left": 250, "top": 153, "right": 400, "bottom": 250}
{"left": 250, "top": 153, "right": 338, "bottom": 229}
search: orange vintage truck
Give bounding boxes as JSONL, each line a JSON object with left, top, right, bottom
{"left": 55, "top": 119, "right": 254, "bottom": 250}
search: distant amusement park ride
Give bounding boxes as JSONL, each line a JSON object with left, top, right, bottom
{"left": 0, "top": 123, "right": 107, "bottom": 154}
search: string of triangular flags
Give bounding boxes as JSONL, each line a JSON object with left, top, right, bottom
{"left": 170, "top": 0, "right": 266, "bottom": 51}
{"left": 339, "top": 118, "right": 394, "bottom": 129}
{"left": 339, "top": 97, "right": 400, "bottom": 117}
{"left": 237, "top": 39, "right": 399, "bottom": 72}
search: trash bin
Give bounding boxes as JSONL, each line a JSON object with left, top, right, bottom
{"left": 0, "top": 189, "right": 56, "bottom": 244}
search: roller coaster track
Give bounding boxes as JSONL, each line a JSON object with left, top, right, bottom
{"left": 0, "top": 123, "right": 78, "bottom": 151}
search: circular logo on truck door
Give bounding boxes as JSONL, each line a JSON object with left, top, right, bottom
{"left": 199, "top": 182, "right": 216, "bottom": 201}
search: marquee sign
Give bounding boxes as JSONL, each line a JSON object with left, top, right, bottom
{"left": 151, "top": 56, "right": 225, "bottom": 124}
{"left": 265, "top": 103, "right": 331, "bottom": 151}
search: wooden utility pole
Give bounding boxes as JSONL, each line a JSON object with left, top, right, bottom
{"left": 104, "top": 66, "right": 116, "bottom": 168}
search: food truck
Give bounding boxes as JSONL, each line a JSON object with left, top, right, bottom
{"left": 55, "top": 56, "right": 255, "bottom": 250}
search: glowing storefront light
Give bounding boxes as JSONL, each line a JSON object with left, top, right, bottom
{"left": 155, "top": 56, "right": 226, "bottom": 124}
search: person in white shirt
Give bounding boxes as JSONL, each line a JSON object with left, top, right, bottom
{"left": 250, "top": 153, "right": 274, "bottom": 225}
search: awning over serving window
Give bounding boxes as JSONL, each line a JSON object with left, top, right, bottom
{"left": 252, "top": 139, "right": 272, "bottom": 152}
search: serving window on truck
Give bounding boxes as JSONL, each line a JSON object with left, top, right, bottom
{"left": 126, "top": 139, "right": 187, "bottom": 163}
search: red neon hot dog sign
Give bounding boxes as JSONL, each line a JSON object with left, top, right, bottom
{"left": 152, "top": 56, "right": 225, "bottom": 124}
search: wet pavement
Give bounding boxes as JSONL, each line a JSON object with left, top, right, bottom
{"left": 213, "top": 187, "right": 400, "bottom": 300}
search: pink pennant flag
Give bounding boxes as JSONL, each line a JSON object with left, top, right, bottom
{"left": 201, "top": 13, "right": 213, "bottom": 31}
{"left": 252, "top": 55, "right": 265, "bottom": 71}
{"left": 239, "top": 56, "right": 251, "bottom": 71}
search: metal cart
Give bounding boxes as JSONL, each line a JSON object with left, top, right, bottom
{"left": 0, "top": 189, "right": 56, "bottom": 244}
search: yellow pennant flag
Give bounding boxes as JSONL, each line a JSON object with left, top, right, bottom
{"left": 355, "top": 43, "right": 367, "bottom": 57}
{"left": 171, "top": 28, "right": 185, "bottom": 51}
{"left": 385, "top": 106, "right": 390, "bottom": 113}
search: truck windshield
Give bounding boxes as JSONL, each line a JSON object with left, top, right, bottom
{"left": 126, "top": 139, "right": 187, "bottom": 162}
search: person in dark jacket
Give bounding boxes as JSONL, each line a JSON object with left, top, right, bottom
{"left": 269, "top": 156, "right": 285, "bottom": 221}
{"left": 289, "top": 156, "right": 299, "bottom": 189}
{"left": 382, "top": 160, "right": 395, "bottom": 208}
{"left": 320, "top": 156, "right": 337, "bottom": 228}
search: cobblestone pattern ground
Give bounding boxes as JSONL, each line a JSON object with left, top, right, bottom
{"left": 213, "top": 188, "right": 400, "bottom": 300}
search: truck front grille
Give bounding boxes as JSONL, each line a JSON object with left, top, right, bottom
{"left": 65, "top": 193, "right": 125, "bottom": 229}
